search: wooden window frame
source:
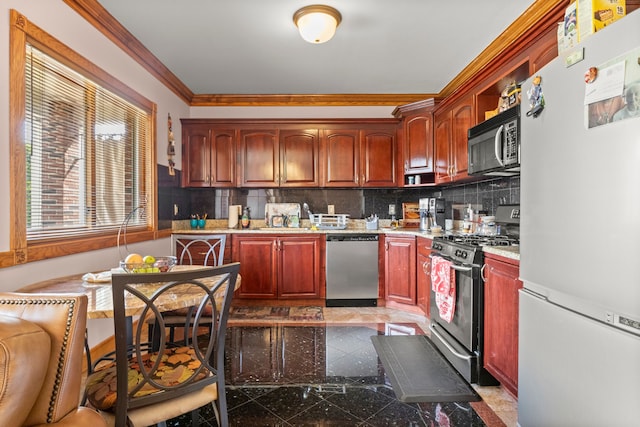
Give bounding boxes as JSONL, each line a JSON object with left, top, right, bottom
{"left": 5, "top": 9, "right": 158, "bottom": 267}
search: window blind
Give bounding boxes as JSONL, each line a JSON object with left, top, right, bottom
{"left": 25, "top": 44, "right": 151, "bottom": 241}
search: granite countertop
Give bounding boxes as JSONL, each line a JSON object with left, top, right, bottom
{"left": 482, "top": 245, "right": 520, "bottom": 261}
{"left": 172, "top": 219, "right": 519, "bottom": 260}
{"left": 173, "top": 219, "right": 440, "bottom": 238}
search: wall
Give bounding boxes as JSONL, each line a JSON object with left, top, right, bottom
{"left": 0, "top": 2, "right": 188, "bottom": 292}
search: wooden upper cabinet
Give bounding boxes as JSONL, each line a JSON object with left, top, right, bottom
{"left": 238, "top": 129, "right": 279, "bottom": 187}
{"left": 321, "top": 129, "right": 360, "bottom": 187}
{"left": 451, "top": 100, "right": 473, "bottom": 181}
{"left": 182, "top": 124, "right": 210, "bottom": 187}
{"left": 361, "top": 128, "right": 397, "bottom": 187}
{"left": 403, "top": 114, "right": 434, "bottom": 174}
{"left": 181, "top": 124, "right": 235, "bottom": 187}
{"left": 210, "top": 129, "right": 236, "bottom": 186}
{"left": 182, "top": 119, "right": 397, "bottom": 188}
{"left": 321, "top": 125, "right": 397, "bottom": 188}
{"left": 279, "top": 129, "right": 319, "bottom": 187}
{"left": 434, "top": 95, "right": 474, "bottom": 184}
{"left": 434, "top": 112, "right": 451, "bottom": 184}
{"left": 393, "top": 99, "right": 435, "bottom": 186}
{"left": 528, "top": 25, "right": 559, "bottom": 74}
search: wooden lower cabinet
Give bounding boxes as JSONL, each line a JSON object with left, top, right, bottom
{"left": 483, "top": 253, "right": 522, "bottom": 397}
{"left": 416, "top": 237, "right": 432, "bottom": 317}
{"left": 232, "top": 234, "right": 323, "bottom": 299}
{"left": 383, "top": 235, "right": 416, "bottom": 305}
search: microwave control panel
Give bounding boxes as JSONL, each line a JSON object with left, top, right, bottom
{"left": 503, "top": 120, "right": 519, "bottom": 165}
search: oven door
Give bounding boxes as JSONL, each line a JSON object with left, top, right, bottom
{"left": 429, "top": 256, "right": 479, "bottom": 352}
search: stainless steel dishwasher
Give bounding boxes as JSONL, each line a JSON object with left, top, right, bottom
{"left": 325, "top": 234, "right": 379, "bottom": 307}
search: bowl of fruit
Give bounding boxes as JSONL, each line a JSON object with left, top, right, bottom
{"left": 119, "top": 253, "right": 177, "bottom": 273}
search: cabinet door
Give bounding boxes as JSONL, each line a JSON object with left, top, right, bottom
{"left": 450, "top": 100, "right": 473, "bottom": 181}
{"left": 239, "top": 129, "right": 279, "bottom": 187}
{"left": 210, "top": 128, "right": 236, "bottom": 187}
{"left": 528, "top": 25, "right": 558, "bottom": 74}
{"left": 483, "top": 254, "right": 523, "bottom": 397}
{"left": 416, "top": 237, "right": 431, "bottom": 317}
{"left": 361, "top": 128, "right": 397, "bottom": 187}
{"left": 434, "top": 111, "right": 452, "bottom": 183}
{"left": 181, "top": 125, "right": 211, "bottom": 187}
{"left": 321, "top": 129, "right": 360, "bottom": 187}
{"left": 384, "top": 235, "right": 416, "bottom": 305}
{"left": 278, "top": 235, "right": 322, "bottom": 298}
{"left": 403, "top": 113, "right": 434, "bottom": 174}
{"left": 232, "top": 236, "right": 278, "bottom": 298}
{"left": 279, "top": 129, "right": 319, "bottom": 187}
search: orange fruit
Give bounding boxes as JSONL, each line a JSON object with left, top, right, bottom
{"left": 124, "top": 253, "right": 143, "bottom": 264}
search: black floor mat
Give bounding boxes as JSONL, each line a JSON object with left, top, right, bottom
{"left": 371, "top": 335, "right": 481, "bottom": 403}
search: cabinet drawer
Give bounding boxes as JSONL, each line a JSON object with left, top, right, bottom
{"left": 416, "top": 236, "right": 432, "bottom": 257}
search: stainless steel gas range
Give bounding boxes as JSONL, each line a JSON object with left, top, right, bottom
{"left": 429, "top": 205, "right": 520, "bottom": 386}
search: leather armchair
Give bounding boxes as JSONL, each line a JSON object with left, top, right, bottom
{"left": 0, "top": 293, "right": 107, "bottom": 427}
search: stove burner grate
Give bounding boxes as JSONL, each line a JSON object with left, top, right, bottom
{"left": 435, "top": 234, "right": 519, "bottom": 247}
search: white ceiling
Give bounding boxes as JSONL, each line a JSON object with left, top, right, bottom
{"left": 97, "top": 0, "right": 536, "bottom": 96}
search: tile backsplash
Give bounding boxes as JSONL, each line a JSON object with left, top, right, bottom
{"left": 175, "top": 175, "right": 520, "bottom": 222}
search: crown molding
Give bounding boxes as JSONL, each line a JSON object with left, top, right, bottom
{"left": 63, "top": 0, "right": 194, "bottom": 104}
{"left": 64, "top": 0, "right": 568, "bottom": 107}
{"left": 190, "top": 93, "right": 438, "bottom": 107}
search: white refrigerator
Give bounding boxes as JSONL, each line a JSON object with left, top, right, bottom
{"left": 518, "top": 10, "right": 640, "bottom": 427}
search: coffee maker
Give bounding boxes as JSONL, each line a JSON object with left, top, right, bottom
{"left": 419, "top": 198, "right": 432, "bottom": 231}
{"left": 419, "top": 198, "right": 446, "bottom": 231}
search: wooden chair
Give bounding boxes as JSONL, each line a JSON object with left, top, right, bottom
{"left": 85, "top": 263, "right": 239, "bottom": 427}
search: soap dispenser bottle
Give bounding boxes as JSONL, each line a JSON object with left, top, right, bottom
{"left": 241, "top": 207, "right": 251, "bottom": 229}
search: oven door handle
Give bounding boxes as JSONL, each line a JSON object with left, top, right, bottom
{"left": 428, "top": 253, "right": 478, "bottom": 272}
{"left": 429, "top": 324, "right": 473, "bottom": 361}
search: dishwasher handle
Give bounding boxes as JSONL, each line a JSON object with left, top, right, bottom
{"left": 326, "top": 234, "right": 379, "bottom": 242}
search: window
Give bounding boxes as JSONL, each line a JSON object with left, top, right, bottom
{"left": 25, "top": 45, "right": 151, "bottom": 239}
{"left": 9, "top": 10, "right": 156, "bottom": 263}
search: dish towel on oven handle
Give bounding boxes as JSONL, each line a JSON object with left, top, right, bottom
{"left": 431, "top": 255, "right": 456, "bottom": 323}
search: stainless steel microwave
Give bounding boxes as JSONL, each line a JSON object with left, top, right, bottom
{"left": 468, "top": 105, "right": 520, "bottom": 176}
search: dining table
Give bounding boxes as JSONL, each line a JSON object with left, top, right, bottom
{"left": 19, "top": 265, "right": 241, "bottom": 369}
{"left": 18, "top": 265, "right": 241, "bottom": 319}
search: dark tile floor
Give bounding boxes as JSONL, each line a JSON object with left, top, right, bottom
{"left": 168, "top": 323, "right": 501, "bottom": 426}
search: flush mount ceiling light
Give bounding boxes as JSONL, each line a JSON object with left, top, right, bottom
{"left": 293, "top": 4, "right": 342, "bottom": 44}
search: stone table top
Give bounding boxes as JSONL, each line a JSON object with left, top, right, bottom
{"left": 19, "top": 265, "right": 240, "bottom": 319}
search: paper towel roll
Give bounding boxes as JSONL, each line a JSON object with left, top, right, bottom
{"left": 228, "top": 205, "right": 241, "bottom": 229}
